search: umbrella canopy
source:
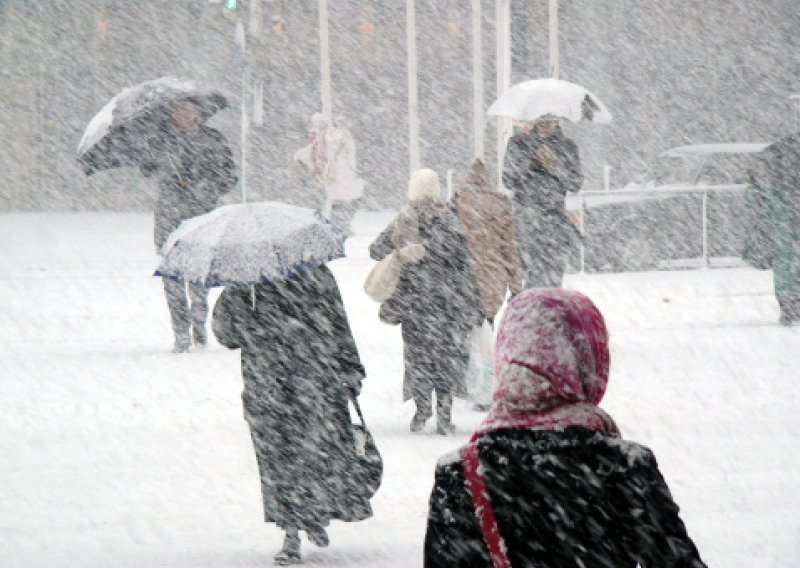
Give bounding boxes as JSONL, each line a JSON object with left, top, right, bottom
{"left": 155, "top": 202, "right": 345, "bottom": 287}
{"left": 487, "top": 78, "right": 612, "bottom": 124}
{"left": 77, "top": 76, "right": 228, "bottom": 176}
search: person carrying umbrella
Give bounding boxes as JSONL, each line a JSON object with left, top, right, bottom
{"left": 141, "top": 97, "right": 237, "bottom": 352}
{"left": 502, "top": 115, "right": 582, "bottom": 288}
{"left": 77, "top": 77, "right": 237, "bottom": 353}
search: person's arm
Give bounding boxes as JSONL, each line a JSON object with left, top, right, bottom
{"left": 211, "top": 287, "right": 245, "bottom": 350}
{"left": 560, "top": 139, "right": 583, "bottom": 192}
{"left": 628, "top": 450, "right": 707, "bottom": 568}
{"left": 424, "top": 458, "right": 492, "bottom": 567}
{"left": 369, "top": 220, "right": 397, "bottom": 261}
{"left": 502, "top": 135, "right": 528, "bottom": 193}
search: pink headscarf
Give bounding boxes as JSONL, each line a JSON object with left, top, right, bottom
{"left": 475, "top": 289, "right": 619, "bottom": 437}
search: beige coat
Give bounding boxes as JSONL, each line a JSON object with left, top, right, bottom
{"left": 455, "top": 158, "right": 523, "bottom": 319}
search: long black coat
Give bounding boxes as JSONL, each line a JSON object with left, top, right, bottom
{"left": 425, "top": 427, "right": 706, "bottom": 567}
{"left": 503, "top": 128, "right": 582, "bottom": 283}
{"left": 142, "top": 123, "right": 237, "bottom": 248}
{"left": 370, "top": 205, "right": 482, "bottom": 400}
{"left": 212, "top": 265, "right": 371, "bottom": 531}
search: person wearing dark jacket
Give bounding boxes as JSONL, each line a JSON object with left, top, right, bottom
{"left": 502, "top": 117, "right": 582, "bottom": 288}
{"left": 212, "top": 264, "right": 371, "bottom": 565}
{"left": 370, "top": 169, "right": 482, "bottom": 435}
{"left": 142, "top": 98, "right": 237, "bottom": 352}
{"left": 424, "top": 288, "right": 707, "bottom": 567}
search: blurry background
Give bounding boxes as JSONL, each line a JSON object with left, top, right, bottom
{"left": 1, "top": 0, "right": 798, "bottom": 211}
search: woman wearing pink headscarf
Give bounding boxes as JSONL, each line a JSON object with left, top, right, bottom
{"left": 424, "top": 289, "right": 706, "bottom": 567}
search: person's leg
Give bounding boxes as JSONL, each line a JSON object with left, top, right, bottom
{"left": 411, "top": 385, "right": 433, "bottom": 432}
{"left": 435, "top": 390, "right": 455, "bottom": 435}
{"left": 274, "top": 526, "right": 301, "bottom": 565}
{"left": 188, "top": 283, "right": 209, "bottom": 346}
{"left": 162, "top": 278, "right": 191, "bottom": 352}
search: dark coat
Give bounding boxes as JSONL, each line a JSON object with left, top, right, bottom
{"left": 142, "top": 123, "right": 237, "bottom": 248}
{"left": 502, "top": 128, "right": 582, "bottom": 273}
{"left": 212, "top": 265, "right": 371, "bottom": 531}
{"left": 425, "top": 427, "right": 706, "bottom": 568}
{"left": 747, "top": 134, "right": 800, "bottom": 302}
{"left": 370, "top": 204, "right": 482, "bottom": 400}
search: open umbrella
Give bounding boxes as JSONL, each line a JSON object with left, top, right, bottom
{"left": 155, "top": 201, "right": 345, "bottom": 287}
{"left": 487, "top": 78, "right": 612, "bottom": 123}
{"left": 77, "top": 76, "right": 228, "bottom": 176}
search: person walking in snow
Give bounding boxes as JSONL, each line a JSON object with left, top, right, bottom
{"left": 321, "top": 115, "right": 365, "bottom": 234}
{"left": 502, "top": 115, "right": 582, "bottom": 288}
{"left": 747, "top": 133, "right": 800, "bottom": 326}
{"left": 424, "top": 288, "right": 707, "bottom": 567}
{"left": 141, "top": 98, "right": 237, "bottom": 353}
{"left": 370, "top": 168, "right": 482, "bottom": 435}
{"left": 212, "top": 264, "right": 372, "bottom": 565}
{"left": 294, "top": 112, "right": 330, "bottom": 206}
{"left": 453, "top": 157, "right": 524, "bottom": 410}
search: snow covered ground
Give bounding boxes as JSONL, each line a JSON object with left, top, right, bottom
{"left": 1, "top": 210, "right": 799, "bottom": 567}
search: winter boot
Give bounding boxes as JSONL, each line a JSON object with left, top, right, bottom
{"left": 778, "top": 299, "right": 800, "bottom": 326}
{"left": 172, "top": 333, "right": 191, "bottom": 353}
{"left": 273, "top": 532, "right": 301, "bottom": 565}
{"left": 305, "top": 525, "right": 330, "bottom": 548}
{"left": 436, "top": 391, "right": 455, "bottom": 435}
{"left": 192, "top": 323, "right": 207, "bottom": 347}
{"left": 410, "top": 411, "right": 428, "bottom": 433}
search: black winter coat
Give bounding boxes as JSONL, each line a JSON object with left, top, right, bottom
{"left": 142, "top": 123, "right": 237, "bottom": 248}
{"left": 212, "top": 265, "right": 371, "bottom": 530}
{"left": 370, "top": 205, "right": 482, "bottom": 399}
{"left": 425, "top": 427, "right": 706, "bottom": 568}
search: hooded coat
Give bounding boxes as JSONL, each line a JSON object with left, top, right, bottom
{"left": 212, "top": 265, "right": 371, "bottom": 532}
{"left": 142, "top": 123, "right": 237, "bottom": 249}
{"left": 370, "top": 170, "right": 482, "bottom": 401}
{"left": 424, "top": 289, "right": 706, "bottom": 567}
{"left": 455, "top": 158, "right": 523, "bottom": 319}
{"left": 502, "top": 126, "right": 582, "bottom": 286}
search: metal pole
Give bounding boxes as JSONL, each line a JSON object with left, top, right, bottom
{"left": 496, "top": 0, "right": 511, "bottom": 191}
{"left": 319, "top": 0, "right": 332, "bottom": 119}
{"left": 235, "top": 20, "right": 247, "bottom": 203}
{"left": 701, "top": 188, "right": 709, "bottom": 267}
{"left": 446, "top": 168, "right": 455, "bottom": 201}
{"left": 407, "top": 0, "right": 421, "bottom": 174}
{"left": 579, "top": 194, "right": 586, "bottom": 273}
{"left": 472, "top": 0, "right": 484, "bottom": 159}
{"left": 549, "top": 0, "right": 559, "bottom": 79}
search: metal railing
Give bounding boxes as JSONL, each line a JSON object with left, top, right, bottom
{"left": 570, "top": 183, "right": 749, "bottom": 272}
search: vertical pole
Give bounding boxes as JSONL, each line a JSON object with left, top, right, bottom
{"left": 580, "top": 194, "right": 586, "bottom": 273}
{"left": 701, "top": 188, "right": 709, "bottom": 267}
{"left": 472, "top": 0, "right": 484, "bottom": 159}
{"left": 235, "top": 20, "right": 247, "bottom": 203}
{"left": 407, "top": 0, "right": 421, "bottom": 174}
{"left": 496, "top": 0, "right": 511, "bottom": 190}
{"left": 549, "top": 0, "right": 559, "bottom": 79}
{"left": 446, "top": 169, "right": 455, "bottom": 201}
{"left": 319, "top": 0, "right": 333, "bottom": 119}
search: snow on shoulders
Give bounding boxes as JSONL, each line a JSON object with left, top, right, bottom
{"left": 437, "top": 447, "right": 464, "bottom": 468}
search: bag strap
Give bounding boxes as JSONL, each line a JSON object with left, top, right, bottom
{"left": 350, "top": 395, "right": 367, "bottom": 428}
{"left": 462, "top": 439, "right": 512, "bottom": 568}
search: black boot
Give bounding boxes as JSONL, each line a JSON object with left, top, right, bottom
{"left": 436, "top": 391, "right": 455, "bottom": 435}
{"left": 273, "top": 531, "right": 301, "bottom": 565}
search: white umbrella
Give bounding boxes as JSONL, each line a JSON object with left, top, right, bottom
{"left": 155, "top": 202, "right": 345, "bottom": 287}
{"left": 487, "top": 78, "right": 612, "bottom": 123}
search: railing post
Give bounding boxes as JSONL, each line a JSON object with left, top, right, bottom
{"left": 579, "top": 193, "right": 586, "bottom": 273}
{"left": 701, "top": 187, "right": 709, "bottom": 267}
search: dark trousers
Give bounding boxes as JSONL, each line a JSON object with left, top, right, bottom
{"left": 162, "top": 278, "right": 208, "bottom": 341}
{"left": 413, "top": 388, "right": 453, "bottom": 425}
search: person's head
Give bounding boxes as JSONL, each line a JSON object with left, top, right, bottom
{"left": 492, "top": 289, "right": 610, "bottom": 416}
{"left": 171, "top": 99, "right": 202, "bottom": 131}
{"left": 408, "top": 168, "right": 444, "bottom": 204}
{"left": 534, "top": 115, "right": 560, "bottom": 138}
{"left": 310, "top": 112, "right": 329, "bottom": 131}
{"left": 459, "top": 157, "right": 495, "bottom": 195}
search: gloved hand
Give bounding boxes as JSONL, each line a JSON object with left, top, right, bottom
{"left": 396, "top": 243, "right": 425, "bottom": 264}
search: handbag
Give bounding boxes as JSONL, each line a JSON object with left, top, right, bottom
{"left": 349, "top": 397, "right": 383, "bottom": 500}
{"left": 463, "top": 438, "right": 512, "bottom": 568}
{"left": 364, "top": 251, "right": 402, "bottom": 302}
